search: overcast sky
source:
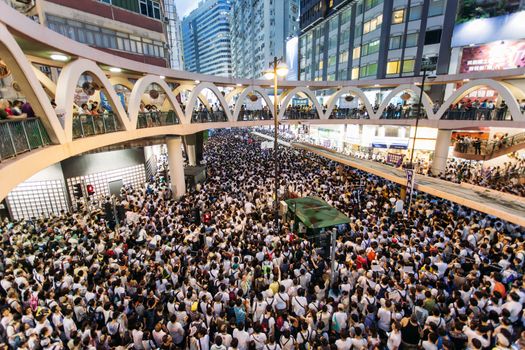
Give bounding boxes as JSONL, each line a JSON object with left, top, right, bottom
{"left": 175, "top": 1, "right": 199, "bottom": 19}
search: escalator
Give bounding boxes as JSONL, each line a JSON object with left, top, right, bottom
{"left": 452, "top": 132, "right": 525, "bottom": 161}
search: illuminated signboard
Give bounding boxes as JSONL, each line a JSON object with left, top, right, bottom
{"left": 460, "top": 40, "right": 525, "bottom": 73}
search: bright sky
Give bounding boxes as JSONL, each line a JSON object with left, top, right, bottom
{"left": 175, "top": 0, "right": 199, "bottom": 19}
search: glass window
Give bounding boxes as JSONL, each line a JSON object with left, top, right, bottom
{"left": 389, "top": 35, "right": 401, "bottom": 50}
{"left": 403, "top": 59, "right": 415, "bottom": 73}
{"left": 428, "top": 0, "right": 445, "bottom": 16}
{"left": 351, "top": 67, "right": 359, "bottom": 80}
{"left": 387, "top": 61, "right": 400, "bottom": 74}
{"left": 409, "top": 5, "right": 422, "bottom": 21}
{"left": 392, "top": 9, "right": 404, "bottom": 24}
{"left": 363, "top": 21, "right": 371, "bottom": 34}
{"left": 339, "top": 50, "right": 348, "bottom": 63}
{"left": 352, "top": 46, "right": 361, "bottom": 59}
{"left": 406, "top": 32, "right": 418, "bottom": 47}
{"left": 425, "top": 29, "right": 442, "bottom": 45}
{"left": 367, "top": 63, "right": 377, "bottom": 76}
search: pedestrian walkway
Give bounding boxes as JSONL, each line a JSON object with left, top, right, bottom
{"left": 252, "top": 132, "right": 525, "bottom": 227}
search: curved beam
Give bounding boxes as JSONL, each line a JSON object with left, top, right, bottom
{"left": 376, "top": 84, "right": 435, "bottom": 120}
{"left": 436, "top": 79, "right": 525, "bottom": 121}
{"left": 0, "top": 24, "right": 66, "bottom": 143}
{"left": 108, "top": 76, "right": 134, "bottom": 90}
{"left": 278, "top": 87, "right": 325, "bottom": 120}
{"left": 32, "top": 66, "right": 56, "bottom": 97}
{"left": 225, "top": 87, "right": 244, "bottom": 105}
{"left": 232, "top": 86, "right": 274, "bottom": 121}
{"left": 185, "top": 82, "right": 233, "bottom": 122}
{"left": 324, "top": 86, "right": 375, "bottom": 119}
{"left": 161, "top": 84, "right": 210, "bottom": 111}
{"left": 128, "top": 75, "right": 186, "bottom": 125}
{"left": 55, "top": 58, "right": 132, "bottom": 141}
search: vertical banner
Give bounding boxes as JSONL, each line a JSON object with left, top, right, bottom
{"left": 405, "top": 169, "right": 416, "bottom": 214}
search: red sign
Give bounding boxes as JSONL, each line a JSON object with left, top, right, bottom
{"left": 460, "top": 40, "right": 525, "bottom": 73}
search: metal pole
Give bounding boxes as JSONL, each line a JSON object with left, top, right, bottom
{"left": 330, "top": 228, "right": 337, "bottom": 284}
{"left": 273, "top": 56, "right": 279, "bottom": 233}
{"left": 409, "top": 68, "right": 427, "bottom": 168}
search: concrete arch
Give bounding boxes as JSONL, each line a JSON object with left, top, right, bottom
{"left": 0, "top": 24, "right": 66, "bottom": 144}
{"left": 185, "top": 82, "right": 233, "bottom": 122}
{"left": 161, "top": 84, "right": 210, "bottom": 111}
{"left": 233, "top": 86, "right": 274, "bottom": 121}
{"left": 225, "top": 87, "right": 244, "bottom": 105}
{"left": 128, "top": 75, "right": 186, "bottom": 125}
{"left": 32, "top": 66, "right": 56, "bottom": 98}
{"left": 376, "top": 84, "right": 435, "bottom": 120}
{"left": 325, "top": 86, "right": 375, "bottom": 119}
{"left": 436, "top": 79, "right": 525, "bottom": 121}
{"left": 109, "top": 77, "right": 134, "bottom": 90}
{"left": 278, "top": 86, "right": 325, "bottom": 120}
{"left": 55, "top": 58, "right": 132, "bottom": 141}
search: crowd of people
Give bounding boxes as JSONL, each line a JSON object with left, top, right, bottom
{"left": 0, "top": 129, "right": 523, "bottom": 350}
{"left": 0, "top": 99, "right": 35, "bottom": 120}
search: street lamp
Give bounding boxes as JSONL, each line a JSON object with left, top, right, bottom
{"left": 406, "top": 57, "right": 437, "bottom": 215}
{"left": 263, "top": 57, "right": 288, "bottom": 233}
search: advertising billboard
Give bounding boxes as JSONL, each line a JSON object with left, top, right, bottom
{"left": 460, "top": 40, "right": 525, "bottom": 73}
{"left": 456, "top": 0, "right": 524, "bottom": 24}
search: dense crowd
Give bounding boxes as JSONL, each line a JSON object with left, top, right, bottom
{"left": 0, "top": 99, "right": 35, "bottom": 120}
{"left": 0, "top": 130, "right": 524, "bottom": 350}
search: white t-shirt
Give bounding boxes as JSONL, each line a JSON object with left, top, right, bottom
{"left": 335, "top": 337, "right": 352, "bottom": 350}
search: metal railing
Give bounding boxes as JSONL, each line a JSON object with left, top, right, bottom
{"left": 453, "top": 131, "right": 525, "bottom": 156}
{"left": 443, "top": 107, "right": 510, "bottom": 121}
{"left": 237, "top": 110, "right": 272, "bottom": 121}
{"left": 380, "top": 107, "right": 428, "bottom": 119}
{"left": 282, "top": 110, "right": 319, "bottom": 120}
{"left": 0, "top": 118, "right": 51, "bottom": 161}
{"left": 330, "top": 108, "right": 370, "bottom": 119}
{"left": 72, "top": 113, "right": 122, "bottom": 139}
{"left": 191, "top": 110, "right": 228, "bottom": 123}
{"left": 137, "top": 111, "right": 180, "bottom": 129}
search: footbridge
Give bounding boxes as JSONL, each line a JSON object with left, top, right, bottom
{"left": 1, "top": 2, "right": 525, "bottom": 201}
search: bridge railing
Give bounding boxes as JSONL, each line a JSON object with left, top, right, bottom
{"left": 191, "top": 110, "right": 228, "bottom": 123}
{"left": 0, "top": 118, "right": 51, "bottom": 161}
{"left": 237, "top": 110, "right": 272, "bottom": 121}
{"left": 137, "top": 111, "right": 180, "bottom": 129}
{"left": 330, "top": 108, "right": 370, "bottom": 119}
{"left": 380, "top": 107, "right": 428, "bottom": 119}
{"left": 443, "top": 107, "right": 510, "bottom": 121}
{"left": 72, "top": 113, "right": 122, "bottom": 139}
{"left": 282, "top": 110, "right": 319, "bottom": 120}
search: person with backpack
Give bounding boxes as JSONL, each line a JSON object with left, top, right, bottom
{"left": 259, "top": 306, "right": 275, "bottom": 339}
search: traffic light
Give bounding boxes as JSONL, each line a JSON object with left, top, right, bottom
{"left": 86, "top": 184, "right": 95, "bottom": 196}
{"left": 73, "top": 184, "right": 82, "bottom": 199}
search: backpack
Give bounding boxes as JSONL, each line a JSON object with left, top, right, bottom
{"left": 377, "top": 285, "right": 388, "bottom": 300}
{"left": 261, "top": 316, "right": 270, "bottom": 333}
{"left": 276, "top": 316, "right": 285, "bottom": 331}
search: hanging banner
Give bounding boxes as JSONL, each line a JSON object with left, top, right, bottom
{"left": 405, "top": 169, "right": 416, "bottom": 203}
{"left": 386, "top": 153, "right": 404, "bottom": 167}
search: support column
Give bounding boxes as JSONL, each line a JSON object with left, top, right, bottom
{"left": 431, "top": 129, "right": 452, "bottom": 176}
{"left": 184, "top": 134, "right": 197, "bottom": 166}
{"left": 166, "top": 137, "right": 186, "bottom": 198}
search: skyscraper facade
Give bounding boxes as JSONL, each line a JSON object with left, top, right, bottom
{"left": 164, "top": 0, "right": 184, "bottom": 69}
{"left": 182, "top": 0, "right": 232, "bottom": 77}
{"left": 230, "top": 0, "right": 300, "bottom": 79}
{"left": 298, "top": 0, "right": 457, "bottom": 81}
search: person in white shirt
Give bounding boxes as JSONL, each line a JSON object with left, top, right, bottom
{"left": 291, "top": 289, "right": 308, "bottom": 317}
{"left": 502, "top": 292, "right": 522, "bottom": 323}
{"left": 232, "top": 324, "right": 249, "bottom": 350}
{"left": 62, "top": 311, "right": 77, "bottom": 340}
{"left": 335, "top": 329, "right": 352, "bottom": 350}
{"left": 387, "top": 321, "right": 402, "bottom": 350}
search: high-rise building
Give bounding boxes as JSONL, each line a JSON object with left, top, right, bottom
{"left": 181, "top": 0, "right": 232, "bottom": 77}
{"left": 230, "top": 0, "right": 300, "bottom": 79}
{"left": 298, "top": 0, "right": 458, "bottom": 81}
{"left": 164, "top": 0, "right": 184, "bottom": 70}
{"left": 24, "top": 0, "right": 170, "bottom": 67}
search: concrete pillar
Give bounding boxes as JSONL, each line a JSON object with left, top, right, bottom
{"left": 184, "top": 134, "right": 197, "bottom": 166}
{"left": 166, "top": 137, "right": 186, "bottom": 198}
{"left": 431, "top": 129, "right": 452, "bottom": 176}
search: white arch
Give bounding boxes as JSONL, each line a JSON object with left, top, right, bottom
{"left": 128, "top": 75, "right": 186, "bottom": 125}
{"left": 278, "top": 86, "right": 325, "bottom": 120}
{"left": 436, "top": 79, "right": 525, "bottom": 121}
{"left": 225, "top": 87, "right": 244, "bottom": 105}
{"left": 55, "top": 59, "right": 132, "bottom": 141}
{"left": 233, "top": 86, "right": 274, "bottom": 121}
{"left": 108, "top": 77, "right": 134, "bottom": 90}
{"left": 324, "top": 86, "right": 375, "bottom": 119}
{"left": 185, "top": 82, "right": 233, "bottom": 122}
{"left": 375, "top": 84, "right": 435, "bottom": 120}
{"left": 0, "top": 24, "right": 66, "bottom": 144}
{"left": 162, "top": 84, "right": 210, "bottom": 111}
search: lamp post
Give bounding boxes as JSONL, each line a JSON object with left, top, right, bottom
{"left": 263, "top": 57, "right": 288, "bottom": 233}
{"left": 406, "top": 57, "right": 436, "bottom": 216}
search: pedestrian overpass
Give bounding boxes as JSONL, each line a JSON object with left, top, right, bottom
{"left": 1, "top": 1, "right": 525, "bottom": 202}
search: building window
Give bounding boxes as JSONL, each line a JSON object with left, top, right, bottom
{"left": 362, "top": 40, "right": 380, "bottom": 56}
{"left": 364, "top": 0, "right": 382, "bottom": 11}
{"left": 409, "top": 5, "right": 422, "bottom": 21}
{"left": 387, "top": 60, "right": 400, "bottom": 74}
{"left": 353, "top": 46, "right": 361, "bottom": 59}
{"left": 428, "top": 0, "right": 445, "bottom": 17}
{"left": 139, "top": 0, "right": 161, "bottom": 19}
{"left": 406, "top": 32, "right": 419, "bottom": 47}
{"left": 389, "top": 35, "right": 402, "bottom": 49}
{"left": 351, "top": 67, "right": 359, "bottom": 79}
{"left": 360, "top": 62, "right": 378, "bottom": 77}
{"left": 392, "top": 9, "right": 405, "bottom": 24}
{"left": 424, "top": 29, "right": 442, "bottom": 45}
{"left": 403, "top": 59, "right": 415, "bottom": 73}
{"left": 363, "top": 14, "right": 383, "bottom": 34}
